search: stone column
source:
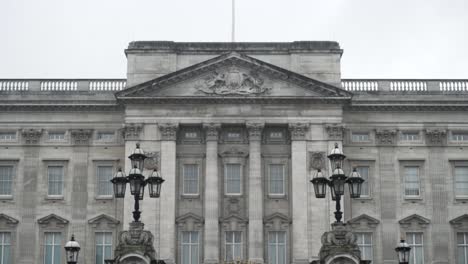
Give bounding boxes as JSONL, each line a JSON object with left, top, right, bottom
{"left": 246, "top": 122, "right": 265, "bottom": 263}
{"left": 289, "top": 122, "right": 310, "bottom": 264}
{"left": 203, "top": 123, "right": 221, "bottom": 264}
{"left": 158, "top": 123, "right": 178, "bottom": 264}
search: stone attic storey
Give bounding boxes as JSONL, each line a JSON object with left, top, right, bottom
{"left": 0, "top": 41, "right": 468, "bottom": 264}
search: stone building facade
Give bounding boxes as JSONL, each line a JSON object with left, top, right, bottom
{"left": 0, "top": 41, "right": 468, "bottom": 264}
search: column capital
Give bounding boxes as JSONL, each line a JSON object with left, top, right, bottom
{"left": 158, "top": 123, "right": 179, "bottom": 141}
{"left": 246, "top": 122, "right": 265, "bottom": 141}
{"left": 288, "top": 122, "right": 310, "bottom": 141}
{"left": 325, "top": 124, "right": 345, "bottom": 141}
{"left": 203, "top": 123, "right": 221, "bottom": 141}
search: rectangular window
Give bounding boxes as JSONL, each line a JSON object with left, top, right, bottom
{"left": 404, "top": 166, "right": 420, "bottom": 197}
{"left": 0, "top": 232, "right": 11, "bottom": 264}
{"left": 452, "top": 132, "right": 468, "bottom": 142}
{"left": 268, "top": 231, "right": 286, "bottom": 264}
{"left": 355, "top": 166, "right": 370, "bottom": 197}
{"left": 95, "top": 232, "right": 112, "bottom": 264}
{"left": 0, "top": 132, "right": 16, "bottom": 141}
{"left": 97, "top": 132, "right": 114, "bottom": 141}
{"left": 356, "top": 233, "right": 373, "bottom": 261}
{"left": 181, "top": 231, "right": 199, "bottom": 264}
{"left": 48, "top": 166, "right": 64, "bottom": 196}
{"left": 457, "top": 232, "right": 468, "bottom": 264}
{"left": 48, "top": 132, "right": 65, "bottom": 141}
{"left": 455, "top": 166, "right": 468, "bottom": 198}
{"left": 407, "top": 232, "right": 424, "bottom": 264}
{"left": 97, "top": 166, "right": 113, "bottom": 196}
{"left": 0, "top": 166, "right": 13, "bottom": 196}
{"left": 225, "top": 164, "right": 241, "bottom": 195}
{"left": 225, "top": 231, "right": 242, "bottom": 261}
{"left": 183, "top": 164, "right": 199, "bottom": 195}
{"left": 352, "top": 132, "right": 370, "bottom": 142}
{"left": 269, "top": 164, "right": 285, "bottom": 195}
{"left": 184, "top": 132, "right": 198, "bottom": 139}
{"left": 44, "top": 232, "right": 61, "bottom": 264}
{"left": 270, "top": 131, "right": 283, "bottom": 139}
{"left": 401, "top": 132, "right": 420, "bottom": 141}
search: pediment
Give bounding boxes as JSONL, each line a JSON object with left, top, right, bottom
{"left": 220, "top": 214, "right": 248, "bottom": 224}
{"left": 399, "top": 214, "right": 430, "bottom": 229}
{"left": 176, "top": 213, "right": 204, "bottom": 224}
{"left": 348, "top": 214, "right": 380, "bottom": 229}
{"left": 88, "top": 214, "right": 120, "bottom": 228}
{"left": 0, "top": 214, "right": 19, "bottom": 229}
{"left": 264, "top": 212, "right": 291, "bottom": 224}
{"left": 450, "top": 214, "right": 468, "bottom": 229}
{"left": 37, "top": 214, "right": 69, "bottom": 228}
{"left": 116, "top": 52, "right": 351, "bottom": 101}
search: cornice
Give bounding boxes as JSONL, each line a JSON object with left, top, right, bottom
{"left": 0, "top": 104, "right": 123, "bottom": 112}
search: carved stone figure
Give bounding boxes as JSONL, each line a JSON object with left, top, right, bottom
{"left": 317, "top": 222, "right": 362, "bottom": 264}
{"left": 144, "top": 152, "right": 159, "bottom": 171}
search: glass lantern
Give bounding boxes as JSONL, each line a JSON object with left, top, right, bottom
{"left": 128, "top": 166, "right": 145, "bottom": 196}
{"left": 330, "top": 165, "right": 347, "bottom": 196}
{"left": 311, "top": 169, "right": 329, "bottom": 198}
{"left": 128, "top": 143, "right": 147, "bottom": 171}
{"left": 327, "top": 143, "right": 346, "bottom": 170}
{"left": 110, "top": 168, "right": 127, "bottom": 198}
{"left": 146, "top": 169, "right": 165, "bottom": 198}
{"left": 395, "top": 239, "right": 411, "bottom": 264}
{"left": 64, "top": 234, "right": 80, "bottom": 264}
{"left": 347, "top": 168, "right": 364, "bottom": 198}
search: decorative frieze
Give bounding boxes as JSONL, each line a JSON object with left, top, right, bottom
{"left": 158, "top": 123, "right": 178, "bottom": 141}
{"left": 203, "top": 123, "right": 221, "bottom": 141}
{"left": 122, "top": 123, "right": 143, "bottom": 140}
{"left": 425, "top": 129, "right": 447, "bottom": 145}
{"left": 325, "top": 124, "right": 345, "bottom": 141}
{"left": 375, "top": 129, "right": 397, "bottom": 145}
{"left": 21, "top": 129, "right": 42, "bottom": 144}
{"left": 70, "top": 129, "right": 93, "bottom": 145}
{"left": 246, "top": 122, "right": 265, "bottom": 141}
{"left": 309, "top": 151, "right": 326, "bottom": 171}
{"left": 288, "top": 122, "right": 309, "bottom": 140}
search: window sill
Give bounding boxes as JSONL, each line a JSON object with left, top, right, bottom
{"left": 224, "top": 194, "right": 243, "bottom": 198}
{"left": 181, "top": 194, "right": 200, "bottom": 199}
{"left": 268, "top": 194, "right": 287, "bottom": 199}
{"left": 46, "top": 195, "right": 64, "bottom": 200}
{"left": 454, "top": 197, "right": 468, "bottom": 203}
{"left": 355, "top": 196, "right": 372, "bottom": 201}
{"left": 0, "top": 195, "right": 13, "bottom": 200}
{"left": 95, "top": 196, "right": 113, "bottom": 200}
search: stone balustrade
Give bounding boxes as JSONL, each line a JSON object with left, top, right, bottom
{"left": 0, "top": 79, "right": 127, "bottom": 92}
{"left": 341, "top": 79, "right": 468, "bottom": 93}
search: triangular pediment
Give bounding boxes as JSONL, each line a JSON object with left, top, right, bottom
{"left": 176, "top": 213, "right": 204, "bottom": 224}
{"left": 37, "top": 214, "right": 69, "bottom": 228}
{"left": 264, "top": 212, "right": 291, "bottom": 224}
{"left": 220, "top": 214, "right": 248, "bottom": 224}
{"left": 88, "top": 214, "right": 120, "bottom": 228}
{"left": 348, "top": 214, "right": 380, "bottom": 229}
{"left": 116, "top": 52, "right": 351, "bottom": 101}
{"left": 0, "top": 214, "right": 19, "bottom": 228}
{"left": 399, "top": 214, "right": 430, "bottom": 229}
{"left": 450, "top": 214, "right": 468, "bottom": 229}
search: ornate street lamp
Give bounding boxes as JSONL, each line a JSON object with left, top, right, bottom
{"left": 110, "top": 143, "right": 165, "bottom": 222}
{"left": 395, "top": 239, "right": 411, "bottom": 264}
{"left": 310, "top": 143, "right": 365, "bottom": 223}
{"left": 64, "top": 234, "right": 80, "bottom": 264}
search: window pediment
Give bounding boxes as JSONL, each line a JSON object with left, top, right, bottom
{"left": 264, "top": 213, "right": 291, "bottom": 230}
{"left": 450, "top": 214, "right": 468, "bottom": 229}
{"left": 347, "top": 214, "right": 380, "bottom": 229}
{"left": 176, "top": 213, "right": 204, "bottom": 231}
{"left": 37, "top": 214, "right": 69, "bottom": 228}
{"left": 399, "top": 214, "right": 430, "bottom": 229}
{"left": 88, "top": 214, "right": 120, "bottom": 229}
{"left": 0, "top": 213, "right": 19, "bottom": 229}
{"left": 220, "top": 214, "right": 248, "bottom": 230}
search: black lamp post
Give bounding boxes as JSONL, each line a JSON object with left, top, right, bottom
{"left": 111, "top": 143, "right": 165, "bottom": 222}
{"left": 64, "top": 234, "right": 81, "bottom": 264}
{"left": 311, "top": 143, "right": 365, "bottom": 223}
{"left": 395, "top": 239, "right": 411, "bottom": 264}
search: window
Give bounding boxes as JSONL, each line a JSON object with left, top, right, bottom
{"left": 97, "top": 132, "right": 114, "bottom": 141}
{"left": 225, "top": 231, "right": 242, "bottom": 261}
{"left": 181, "top": 231, "right": 199, "bottom": 264}
{"left": 352, "top": 132, "right": 370, "bottom": 142}
{"left": 227, "top": 132, "right": 240, "bottom": 139}
{"left": 270, "top": 131, "right": 283, "bottom": 139}
{"left": 44, "top": 232, "right": 61, "bottom": 264}
{"left": 95, "top": 232, "right": 112, "bottom": 264}
{"left": 183, "top": 164, "right": 199, "bottom": 195}
{"left": 406, "top": 232, "right": 424, "bottom": 264}
{"left": 458, "top": 232, "right": 468, "bottom": 264}
{"left": 268, "top": 231, "right": 287, "bottom": 264}
{"left": 401, "top": 132, "right": 420, "bottom": 141}
{"left": 47, "top": 166, "right": 64, "bottom": 196}
{"left": 269, "top": 164, "right": 285, "bottom": 195}
{"left": 355, "top": 166, "right": 370, "bottom": 197}
{"left": 0, "top": 232, "right": 11, "bottom": 264}
{"left": 0, "top": 132, "right": 16, "bottom": 141}
{"left": 452, "top": 132, "right": 468, "bottom": 142}
{"left": 97, "top": 166, "right": 113, "bottom": 197}
{"left": 225, "top": 164, "right": 241, "bottom": 195}
{"left": 455, "top": 166, "right": 468, "bottom": 198}
{"left": 356, "top": 233, "right": 373, "bottom": 261}
{"left": 184, "top": 132, "right": 198, "bottom": 139}
{"left": 48, "top": 132, "right": 65, "bottom": 141}
{"left": 0, "top": 166, "right": 13, "bottom": 196}
{"left": 404, "top": 166, "right": 420, "bottom": 197}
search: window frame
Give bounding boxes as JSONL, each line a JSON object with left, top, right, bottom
{"left": 180, "top": 230, "right": 200, "bottom": 264}
{"left": 348, "top": 160, "right": 375, "bottom": 199}
{"left": 182, "top": 164, "right": 200, "bottom": 196}
{"left": 453, "top": 161, "right": 468, "bottom": 200}
{"left": 399, "top": 161, "right": 425, "bottom": 201}
{"left": 0, "top": 232, "right": 12, "bottom": 264}
{"left": 355, "top": 232, "right": 373, "bottom": 262}
{"left": 400, "top": 131, "right": 422, "bottom": 142}
{"left": 224, "top": 163, "right": 242, "bottom": 196}
{"left": 95, "top": 163, "right": 115, "bottom": 199}
{"left": 96, "top": 131, "right": 115, "bottom": 142}
{"left": 46, "top": 164, "right": 65, "bottom": 199}
{"left": 451, "top": 131, "right": 468, "bottom": 143}
{"left": 268, "top": 163, "right": 286, "bottom": 196}
{"left": 95, "top": 231, "right": 113, "bottom": 264}
{"left": 0, "top": 131, "right": 17, "bottom": 142}
{"left": 0, "top": 161, "right": 16, "bottom": 199}
{"left": 224, "top": 231, "right": 243, "bottom": 262}
{"left": 351, "top": 131, "right": 371, "bottom": 143}
{"left": 406, "top": 232, "right": 425, "bottom": 264}
{"left": 267, "top": 231, "right": 287, "bottom": 264}
{"left": 43, "top": 232, "right": 62, "bottom": 264}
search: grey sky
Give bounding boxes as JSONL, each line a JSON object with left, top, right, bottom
{"left": 1, "top": 0, "right": 467, "bottom": 79}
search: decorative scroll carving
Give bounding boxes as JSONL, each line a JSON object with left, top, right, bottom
{"left": 310, "top": 152, "right": 326, "bottom": 170}
{"left": 288, "top": 122, "right": 309, "bottom": 140}
{"left": 203, "top": 123, "right": 221, "bottom": 141}
{"left": 318, "top": 222, "right": 361, "bottom": 263}
{"left": 122, "top": 123, "right": 143, "bottom": 140}
{"left": 158, "top": 123, "right": 178, "bottom": 141}
{"left": 326, "top": 124, "right": 345, "bottom": 141}
{"left": 425, "top": 129, "right": 446, "bottom": 145}
{"left": 144, "top": 152, "right": 159, "bottom": 171}
{"left": 197, "top": 66, "right": 270, "bottom": 95}
{"left": 114, "top": 221, "right": 156, "bottom": 262}
{"left": 21, "top": 129, "right": 42, "bottom": 144}
{"left": 375, "top": 129, "right": 397, "bottom": 145}
{"left": 70, "top": 129, "right": 92, "bottom": 145}
{"left": 246, "top": 122, "right": 265, "bottom": 141}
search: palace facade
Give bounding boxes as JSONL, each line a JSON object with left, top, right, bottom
{"left": 1, "top": 41, "right": 468, "bottom": 264}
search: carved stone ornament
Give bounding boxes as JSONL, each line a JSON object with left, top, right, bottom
{"left": 122, "top": 123, "right": 143, "bottom": 140}
{"left": 398, "top": 214, "right": 430, "bottom": 229}
{"left": 288, "top": 122, "right": 310, "bottom": 140}
{"left": 246, "top": 122, "right": 265, "bottom": 141}
{"left": 310, "top": 152, "right": 326, "bottom": 170}
{"left": 158, "top": 123, "right": 178, "bottom": 141}
{"left": 37, "top": 214, "right": 69, "bottom": 229}
{"left": 144, "top": 151, "right": 159, "bottom": 171}
{"left": 21, "top": 129, "right": 42, "bottom": 144}
{"left": 326, "top": 124, "right": 345, "bottom": 141}
{"left": 375, "top": 129, "right": 397, "bottom": 145}
{"left": 203, "top": 123, "right": 221, "bottom": 141}
{"left": 196, "top": 66, "right": 270, "bottom": 96}
{"left": 0, "top": 213, "right": 19, "bottom": 229}
{"left": 113, "top": 221, "right": 157, "bottom": 263}
{"left": 318, "top": 222, "right": 362, "bottom": 263}
{"left": 70, "top": 129, "right": 93, "bottom": 145}
{"left": 425, "top": 129, "right": 447, "bottom": 145}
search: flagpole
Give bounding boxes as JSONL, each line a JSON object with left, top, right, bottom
{"left": 231, "top": 0, "right": 235, "bottom": 42}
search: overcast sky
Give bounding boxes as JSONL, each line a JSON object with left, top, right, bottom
{"left": 1, "top": 0, "right": 467, "bottom": 79}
